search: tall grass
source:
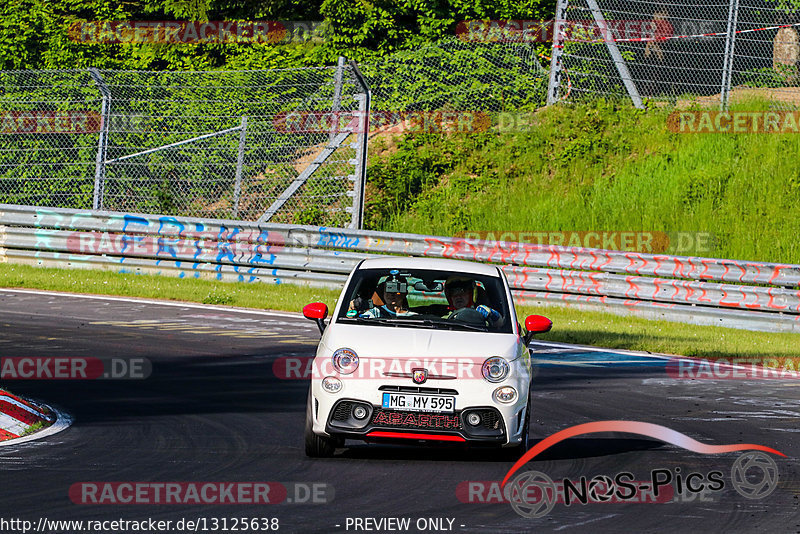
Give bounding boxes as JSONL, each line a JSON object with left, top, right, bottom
{"left": 368, "top": 99, "right": 800, "bottom": 263}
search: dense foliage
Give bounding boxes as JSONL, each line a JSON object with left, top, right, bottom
{"left": 0, "top": 0, "right": 555, "bottom": 70}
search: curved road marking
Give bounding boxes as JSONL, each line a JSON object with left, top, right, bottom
{"left": 0, "top": 405, "right": 72, "bottom": 447}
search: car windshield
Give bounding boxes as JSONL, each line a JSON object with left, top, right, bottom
{"left": 336, "top": 267, "right": 513, "bottom": 333}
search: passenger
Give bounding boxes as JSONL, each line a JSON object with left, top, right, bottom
{"left": 348, "top": 274, "right": 417, "bottom": 319}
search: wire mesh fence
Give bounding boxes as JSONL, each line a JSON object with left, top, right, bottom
{"left": 0, "top": 40, "right": 548, "bottom": 226}
{"left": 0, "top": 65, "right": 369, "bottom": 226}
{"left": 549, "top": 0, "right": 800, "bottom": 109}
{"left": 363, "top": 37, "right": 548, "bottom": 114}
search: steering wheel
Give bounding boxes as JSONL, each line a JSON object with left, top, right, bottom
{"left": 449, "top": 307, "right": 488, "bottom": 325}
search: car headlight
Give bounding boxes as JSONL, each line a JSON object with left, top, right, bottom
{"left": 332, "top": 348, "right": 359, "bottom": 375}
{"left": 482, "top": 357, "right": 509, "bottom": 383}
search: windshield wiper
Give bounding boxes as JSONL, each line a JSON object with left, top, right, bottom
{"left": 337, "top": 316, "right": 404, "bottom": 327}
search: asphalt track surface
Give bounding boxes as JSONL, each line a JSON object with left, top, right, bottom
{"left": 0, "top": 289, "right": 797, "bottom": 533}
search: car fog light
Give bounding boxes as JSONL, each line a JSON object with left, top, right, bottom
{"left": 322, "top": 376, "right": 342, "bottom": 393}
{"left": 493, "top": 386, "right": 517, "bottom": 404}
{"left": 353, "top": 405, "right": 368, "bottom": 420}
{"left": 466, "top": 413, "right": 482, "bottom": 426}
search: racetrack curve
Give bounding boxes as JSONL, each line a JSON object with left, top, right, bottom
{"left": 0, "top": 289, "right": 797, "bottom": 533}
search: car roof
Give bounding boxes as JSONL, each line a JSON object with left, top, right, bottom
{"left": 357, "top": 256, "right": 501, "bottom": 277}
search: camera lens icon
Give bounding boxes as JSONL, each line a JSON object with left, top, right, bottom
{"left": 731, "top": 451, "right": 779, "bottom": 500}
{"left": 505, "top": 470, "right": 558, "bottom": 518}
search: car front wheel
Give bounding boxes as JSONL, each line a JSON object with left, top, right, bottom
{"left": 304, "top": 388, "right": 339, "bottom": 458}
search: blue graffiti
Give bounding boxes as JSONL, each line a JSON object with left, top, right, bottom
{"left": 157, "top": 217, "right": 185, "bottom": 258}
{"left": 121, "top": 214, "right": 150, "bottom": 234}
{"left": 317, "top": 228, "right": 359, "bottom": 249}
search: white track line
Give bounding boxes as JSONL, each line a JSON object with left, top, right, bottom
{"left": 0, "top": 288, "right": 305, "bottom": 319}
{"left": 530, "top": 340, "right": 674, "bottom": 360}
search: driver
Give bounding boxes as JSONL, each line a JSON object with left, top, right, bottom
{"left": 444, "top": 276, "right": 502, "bottom": 326}
{"left": 348, "top": 273, "right": 417, "bottom": 319}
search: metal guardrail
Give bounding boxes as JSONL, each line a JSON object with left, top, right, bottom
{"left": 0, "top": 204, "right": 798, "bottom": 333}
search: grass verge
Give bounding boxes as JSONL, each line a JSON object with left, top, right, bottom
{"left": 1, "top": 263, "right": 797, "bottom": 363}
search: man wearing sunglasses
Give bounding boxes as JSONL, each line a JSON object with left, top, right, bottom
{"left": 444, "top": 275, "right": 502, "bottom": 326}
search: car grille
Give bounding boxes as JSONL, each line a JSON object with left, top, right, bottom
{"left": 370, "top": 409, "right": 461, "bottom": 430}
{"left": 332, "top": 401, "right": 354, "bottom": 422}
{"left": 478, "top": 409, "right": 500, "bottom": 430}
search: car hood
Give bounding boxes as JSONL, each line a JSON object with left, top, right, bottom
{"left": 321, "top": 323, "right": 521, "bottom": 362}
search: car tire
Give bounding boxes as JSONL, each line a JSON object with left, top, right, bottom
{"left": 304, "top": 388, "right": 338, "bottom": 458}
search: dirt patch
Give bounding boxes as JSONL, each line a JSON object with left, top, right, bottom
{"left": 676, "top": 86, "right": 800, "bottom": 108}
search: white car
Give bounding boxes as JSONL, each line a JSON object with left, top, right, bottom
{"left": 302, "top": 257, "right": 553, "bottom": 457}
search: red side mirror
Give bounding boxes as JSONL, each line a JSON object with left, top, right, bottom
{"left": 303, "top": 302, "right": 329, "bottom": 334}
{"left": 303, "top": 302, "right": 328, "bottom": 320}
{"left": 525, "top": 315, "right": 552, "bottom": 334}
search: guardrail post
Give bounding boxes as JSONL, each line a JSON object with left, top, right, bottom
{"left": 233, "top": 116, "right": 248, "bottom": 218}
{"left": 88, "top": 68, "right": 112, "bottom": 210}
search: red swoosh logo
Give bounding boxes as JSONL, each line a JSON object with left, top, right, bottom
{"left": 502, "top": 420, "right": 785, "bottom": 487}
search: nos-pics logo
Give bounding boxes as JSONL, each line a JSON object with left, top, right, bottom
{"left": 500, "top": 421, "right": 784, "bottom": 519}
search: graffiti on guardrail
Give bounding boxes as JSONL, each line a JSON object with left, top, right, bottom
{"left": 4, "top": 205, "right": 800, "bottom": 332}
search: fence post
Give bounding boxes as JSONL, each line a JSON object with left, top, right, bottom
{"left": 547, "top": 0, "right": 570, "bottom": 105}
{"left": 585, "top": 0, "right": 644, "bottom": 108}
{"left": 330, "top": 56, "right": 345, "bottom": 143}
{"left": 232, "top": 116, "right": 248, "bottom": 219}
{"left": 349, "top": 61, "right": 371, "bottom": 230}
{"left": 721, "top": 0, "right": 741, "bottom": 109}
{"left": 88, "top": 68, "right": 111, "bottom": 210}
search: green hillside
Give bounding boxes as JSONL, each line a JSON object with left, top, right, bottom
{"left": 366, "top": 98, "right": 800, "bottom": 264}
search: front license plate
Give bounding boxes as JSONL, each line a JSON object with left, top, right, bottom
{"left": 381, "top": 393, "right": 455, "bottom": 413}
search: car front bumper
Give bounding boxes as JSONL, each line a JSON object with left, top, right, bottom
{"left": 310, "top": 374, "right": 530, "bottom": 447}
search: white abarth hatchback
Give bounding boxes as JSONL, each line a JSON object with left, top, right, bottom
{"left": 302, "top": 257, "right": 552, "bottom": 457}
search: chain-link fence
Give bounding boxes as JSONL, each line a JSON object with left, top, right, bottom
{"left": 0, "top": 40, "right": 548, "bottom": 226}
{"left": 549, "top": 0, "right": 800, "bottom": 108}
{"left": 0, "top": 65, "right": 369, "bottom": 226}
{"left": 363, "top": 37, "right": 548, "bottom": 113}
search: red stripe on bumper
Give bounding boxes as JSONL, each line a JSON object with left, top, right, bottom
{"left": 367, "top": 431, "right": 466, "bottom": 442}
